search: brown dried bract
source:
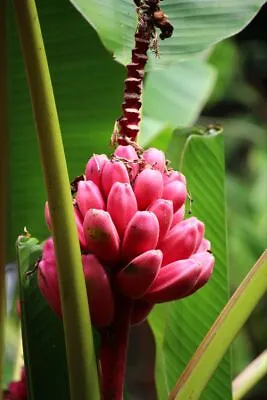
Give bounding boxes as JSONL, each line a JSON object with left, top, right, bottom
{"left": 70, "top": 174, "right": 85, "bottom": 194}
{"left": 112, "top": 0, "right": 174, "bottom": 146}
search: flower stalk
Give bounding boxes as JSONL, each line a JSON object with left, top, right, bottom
{"left": 100, "top": 296, "right": 133, "bottom": 400}
{"left": 0, "top": 1, "right": 7, "bottom": 398}
{"left": 114, "top": 0, "right": 173, "bottom": 145}
{"left": 12, "top": 1, "right": 100, "bottom": 399}
{"left": 233, "top": 350, "right": 267, "bottom": 400}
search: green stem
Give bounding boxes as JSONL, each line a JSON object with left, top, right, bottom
{"left": 12, "top": 1, "right": 100, "bottom": 399}
{"left": 12, "top": 325, "right": 23, "bottom": 382}
{"left": 232, "top": 350, "right": 267, "bottom": 400}
{"left": 0, "top": 1, "right": 7, "bottom": 398}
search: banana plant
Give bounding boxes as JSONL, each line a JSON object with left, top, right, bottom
{"left": 1, "top": 1, "right": 266, "bottom": 399}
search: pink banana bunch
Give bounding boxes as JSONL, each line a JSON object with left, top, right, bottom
{"left": 38, "top": 146, "right": 214, "bottom": 327}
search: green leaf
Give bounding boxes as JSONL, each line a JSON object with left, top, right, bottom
{"left": 7, "top": 0, "right": 125, "bottom": 260}
{"left": 70, "top": 0, "right": 265, "bottom": 66}
{"left": 141, "top": 59, "right": 216, "bottom": 149}
{"left": 207, "top": 40, "right": 238, "bottom": 105}
{"left": 17, "top": 235, "right": 70, "bottom": 399}
{"left": 148, "top": 304, "right": 170, "bottom": 399}
{"left": 149, "top": 130, "right": 231, "bottom": 399}
{"left": 143, "top": 60, "right": 216, "bottom": 127}
{"left": 140, "top": 120, "right": 173, "bottom": 152}
{"left": 140, "top": 116, "right": 169, "bottom": 148}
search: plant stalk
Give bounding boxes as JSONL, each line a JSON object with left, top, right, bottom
{"left": 12, "top": 325, "right": 23, "bottom": 382}
{"left": 100, "top": 296, "right": 133, "bottom": 400}
{"left": 232, "top": 350, "right": 267, "bottom": 400}
{"left": 0, "top": 0, "right": 7, "bottom": 398}
{"left": 12, "top": 1, "right": 100, "bottom": 399}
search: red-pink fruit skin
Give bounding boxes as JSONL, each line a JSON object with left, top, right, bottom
{"left": 148, "top": 199, "right": 173, "bottom": 243}
{"left": 82, "top": 254, "right": 114, "bottom": 327}
{"left": 194, "top": 219, "right": 205, "bottom": 251}
{"left": 143, "top": 148, "right": 166, "bottom": 172}
{"left": 83, "top": 209, "right": 120, "bottom": 263}
{"left": 44, "top": 201, "right": 51, "bottom": 230}
{"left": 42, "top": 237, "right": 56, "bottom": 264}
{"left": 188, "top": 251, "right": 215, "bottom": 293}
{"left": 114, "top": 145, "right": 139, "bottom": 179}
{"left": 7, "top": 368, "right": 27, "bottom": 400}
{"left": 116, "top": 250, "right": 162, "bottom": 299}
{"left": 163, "top": 170, "right": 186, "bottom": 185}
{"left": 131, "top": 299, "right": 154, "bottom": 325}
{"left": 143, "top": 258, "right": 202, "bottom": 303}
{"left": 45, "top": 203, "right": 87, "bottom": 250}
{"left": 162, "top": 180, "right": 187, "bottom": 212}
{"left": 8, "top": 380, "right": 27, "bottom": 400}
{"left": 159, "top": 218, "right": 200, "bottom": 266}
{"left": 196, "top": 239, "right": 211, "bottom": 252}
{"left": 76, "top": 180, "right": 105, "bottom": 217}
{"left": 114, "top": 145, "right": 138, "bottom": 161}
{"left": 134, "top": 169, "right": 163, "bottom": 210}
{"left": 114, "top": 145, "right": 139, "bottom": 180}
{"left": 73, "top": 206, "right": 88, "bottom": 250}
{"left": 171, "top": 205, "right": 185, "bottom": 228}
{"left": 107, "top": 182, "right": 138, "bottom": 237}
{"left": 16, "top": 300, "right": 21, "bottom": 319}
{"left": 101, "top": 160, "right": 130, "bottom": 197}
{"left": 85, "top": 154, "right": 108, "bottom": 187}
{"left": 38, "top": 259, "right": 61, "bottom": 316}
{"left": 38, "top": 245, "right": 115, "bottom": 327}
{"left": 122, "top": 211, "right": 159, "bottom": 262}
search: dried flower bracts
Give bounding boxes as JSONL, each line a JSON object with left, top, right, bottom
{"left": 115, "top": 0, "right": 174, "bottom": 145}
